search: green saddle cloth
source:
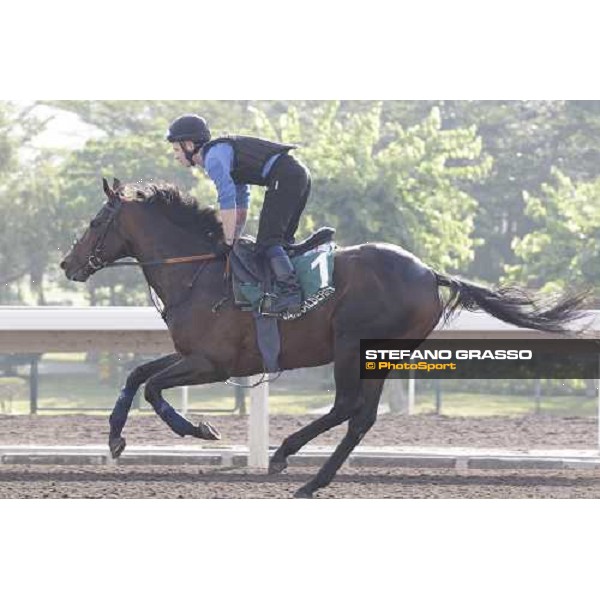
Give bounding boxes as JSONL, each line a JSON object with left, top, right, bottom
{"left": 233, "top": 241, "right": 336, "bottom": 320}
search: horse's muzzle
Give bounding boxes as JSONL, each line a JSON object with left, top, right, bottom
{"left": 60, "top": 256, "right": 91, "bottom": 282}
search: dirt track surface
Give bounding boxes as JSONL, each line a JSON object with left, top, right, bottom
{"left": 0, "top": 413, "right": 596, "bottom": 449}
{"left": 2, "top": 464, "right": 600, "bottom": 499}
{"left": 1, "top": 414, "right": 599, "bottom": 498}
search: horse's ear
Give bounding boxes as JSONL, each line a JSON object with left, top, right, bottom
{"left": 113, "top": 177, "right": 122, "bottom": 192}
{"left": 102, "top": 178, "right": 113, "bottom": 199}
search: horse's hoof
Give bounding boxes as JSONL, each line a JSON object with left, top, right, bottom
{"left": 109, "top": 436, "right": 126, "bottom": 459}
{"left": 268, "top": 458, "right": 288, "bottom": 475}
{"left": 194, "top": 421, "right": 221, "bottom": 441}
{"left": 293, "top": 486, "right": 314, "bottom": 499}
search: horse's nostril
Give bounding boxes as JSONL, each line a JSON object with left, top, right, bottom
{"left": 60, "top": 260, "right": 67, "bottom": 270}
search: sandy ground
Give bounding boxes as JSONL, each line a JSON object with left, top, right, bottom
{"left": 0, "top": 413, "right": 596, "bottom": 449}
{"left": 2, "top": 464, "right": 599, "bottom": 499}
{"left": 1, "top": 413, "right": 598, "bottom": 498}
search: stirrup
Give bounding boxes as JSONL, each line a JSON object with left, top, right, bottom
{"left": 258, "top": 292, "right": 279, "bottom": 315}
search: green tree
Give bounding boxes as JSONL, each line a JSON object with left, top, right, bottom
{"left": 0, "top": 102, "right": 58, "bottom": 303}
{"left": 427, "top": 101, "right": 600, "bottom": 283}
{"left": 506, "top": 168, "right": 600, "bottom": 298}
{"left": 251, "top": 102, "right": 491, "bottom": 272}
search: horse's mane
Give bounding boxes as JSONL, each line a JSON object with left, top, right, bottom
{"left": 129, "top": 182, "right": 224, "bottom": 243}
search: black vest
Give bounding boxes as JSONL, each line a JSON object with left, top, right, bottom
{"left": 202, "top": 135, "right": 297, "bottom": 186}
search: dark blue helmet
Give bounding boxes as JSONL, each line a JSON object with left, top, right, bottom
{"left": 166, "top": 114, "right": 211, "bottom": 145}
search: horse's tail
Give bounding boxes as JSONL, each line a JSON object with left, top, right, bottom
{"left": 434, "top": 272, "right": 589, "bottom": 334}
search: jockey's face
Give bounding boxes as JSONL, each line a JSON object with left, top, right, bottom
{"left": 172, "top": 141, "right": 202, "bottom": 167}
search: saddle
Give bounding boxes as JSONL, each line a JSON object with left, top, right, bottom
{"left": 225, "top": 227, "right": 337, "bottom": 374}
{"left": 229, "top": 226, "right": 336, "bottom": 319}
{"left": 231, "top": 227, "right": 335, "bottom": 282}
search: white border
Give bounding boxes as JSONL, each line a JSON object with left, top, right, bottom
{"left": 2, "top": 2, "right": 598, "bottom": 596}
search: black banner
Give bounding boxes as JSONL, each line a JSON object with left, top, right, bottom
{"left": 360, "top": 339, "right": 600, "bottom": 379}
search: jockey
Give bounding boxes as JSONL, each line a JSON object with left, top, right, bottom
{"left": 167, "top": 113, "right": 311, "bottom": 314}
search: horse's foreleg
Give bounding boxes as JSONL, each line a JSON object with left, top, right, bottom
{"left": 144, "top": 354, "right": 224, "bottom": 440}
{"left": 108, "top": 353, "right": 181, "bottom": 458}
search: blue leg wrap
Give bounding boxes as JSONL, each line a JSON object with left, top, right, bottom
{"left": 109, "top": 386, "right": 137, "bottom": 438}
{"left": 151, "top": 398, "right": 196, "bottom": 437}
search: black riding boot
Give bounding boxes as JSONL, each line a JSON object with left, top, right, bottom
{"left": 268, "top": 253, "right": 303, "bottom": 314}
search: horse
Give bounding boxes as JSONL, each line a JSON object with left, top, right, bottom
{"left": 60, "top": 178, "right": 587, "bottom": 498}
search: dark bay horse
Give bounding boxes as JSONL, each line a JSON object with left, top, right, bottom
{"left": 60, "top": 179, "right": 586, "bottom": 498}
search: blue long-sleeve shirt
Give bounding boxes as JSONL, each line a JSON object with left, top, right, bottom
{"left": 203, "top": 143, "right": 280, "bottom": 210}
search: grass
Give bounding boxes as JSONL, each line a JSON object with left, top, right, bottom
{"left": 0, "top": 371, "right": 333, "bottom": 416}
{"left": 1, "top": 358, "right": 597, "bottom": 417}
{"left": 414, "top": 391, "right": 598, "bottom": 418}
{"left": 1, "top": 372, "right": 597, "bottom": 418}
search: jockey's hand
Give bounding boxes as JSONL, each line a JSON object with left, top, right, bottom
{"left": 215, "top": 240, "right": 233, "bottom": 257}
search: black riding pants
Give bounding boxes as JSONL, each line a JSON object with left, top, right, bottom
{"left": 256, "top": 154, "right": 311, "bottom": 251}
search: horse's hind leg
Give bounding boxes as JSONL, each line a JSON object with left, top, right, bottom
{"left": 109, "top": 352, "right": 181, "bottom": 458}
{"left": 269, "top": 338, "right": 362, "bottom": 475}
{"left": 269, "top": 390, "right": 357, "bottom": 475}
{"left": 294, "top": 377, "right": 386, "bottom": 499}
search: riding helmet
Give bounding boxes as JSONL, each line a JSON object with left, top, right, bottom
{"left": 166, "top": 114, "right": 211, "bottom": 145}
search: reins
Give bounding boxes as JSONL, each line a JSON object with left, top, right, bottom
{"left": 102, "top": 252, "right": 219, "bottom": 268}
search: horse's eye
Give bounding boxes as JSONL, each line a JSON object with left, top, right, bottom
{"left": 90, "top": 218, "right": 101, "bottom": 228}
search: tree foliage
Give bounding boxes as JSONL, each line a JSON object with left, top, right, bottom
{"left": 1, "top": 100, "right": 599, "bottom": 306}
{"left": 253, "top": 102, "right": 491, "bottom": 271}
{"left": 506, "top": 169, "right": 600, "bottom": 296}
{"left": 0, "top": 102, "right": 59, "bottom": 302}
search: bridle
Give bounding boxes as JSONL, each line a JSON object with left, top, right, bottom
{"left": 86, "top": 199, "right": 123, "bottom": 273}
